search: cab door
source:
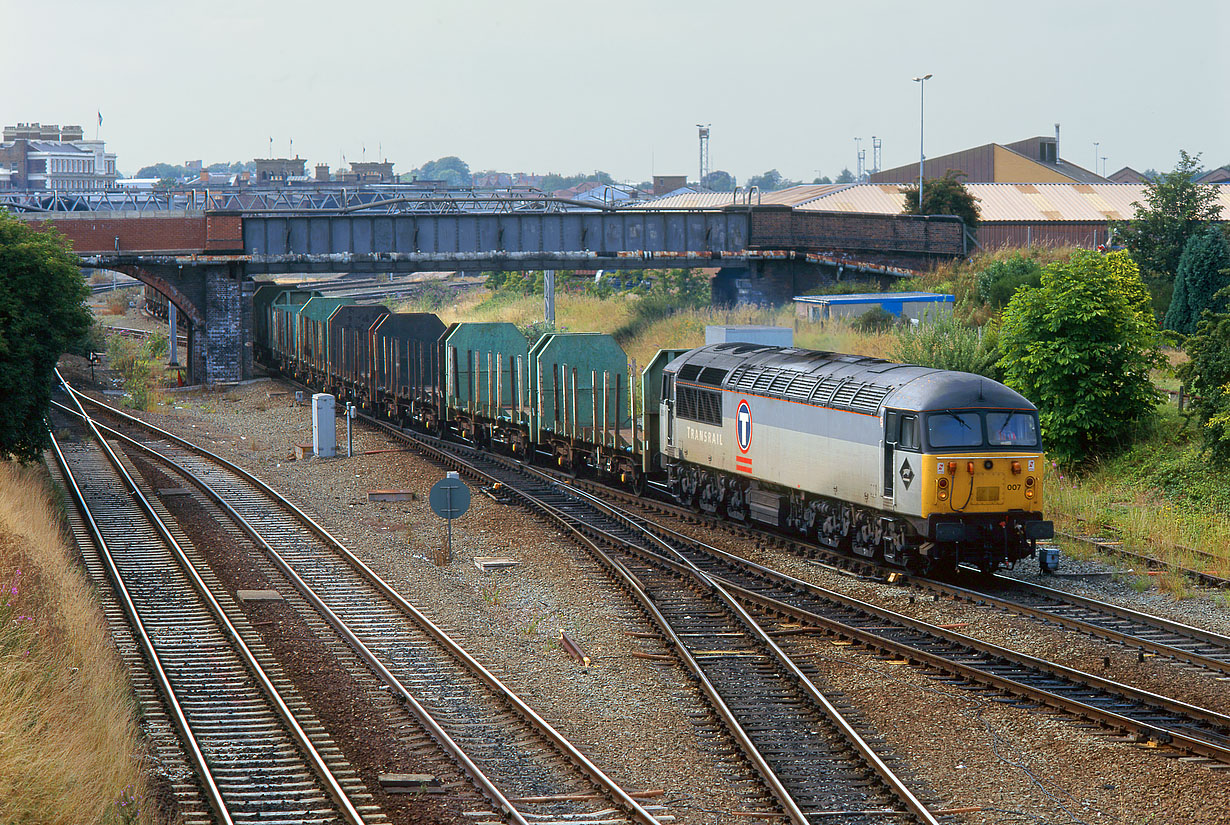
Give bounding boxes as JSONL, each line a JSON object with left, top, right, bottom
{"left": 662, "top": 373, "right": 676, "bottom": 450}
{"left": 883, "top": 410, "right": 922, "bottom": 501}
{"left": 883, "top": 411, "right": 899, "bottom": 500}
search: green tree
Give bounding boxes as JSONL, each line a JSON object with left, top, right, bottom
{"left": 1178, "top": 305, "right": 1230, "bottom": 464}
{"left": 746, "top": 169, "right": 784, "bottom": 191}
{"left": 0, "top": 214, "right": 93, "bottom": 462}
{"left": 834, "top": 168, "right": 855, "bottom": 184}
{"left": 1163, "top": 225, "right": 1230, "bottom": 335}
{"left": 901, "top": 170, "right": 980, "bottom": 228}
{"left": 997, "top": 250, "right": 1165, "bottom": 466}
{"left": 701, "top": 170, "right": 735, "bottom": 192}
{"left": 1115, "top": 150, "right": 1222, "bottom": 285}
{"left": 812, "top": 175, "right": 833, "bottom": 185}
{"left": 412, "top": 156, "right": 472, "bottom": 186}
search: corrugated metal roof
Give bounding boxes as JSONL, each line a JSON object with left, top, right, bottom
{"left": 624, "top": 183, "right": 852, "bottom": 210}
{"left": 797, "top": 183, "right": 1230, "bottom": 223}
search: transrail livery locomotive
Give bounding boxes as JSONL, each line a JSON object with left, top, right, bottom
{"left": 256, "top": 289, "right": 1053, "bottom": 574}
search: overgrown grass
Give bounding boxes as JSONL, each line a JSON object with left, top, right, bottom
{"left": 106, "top": 333, "right": 169, "bottom": 410}
{"left": 1047, "top": 404, "right": 1230, "bottom": 582}
{"left": 0, "top": 461, "right": 155, "bottom": 824}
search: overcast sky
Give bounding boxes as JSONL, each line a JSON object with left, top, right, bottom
{"left": 7, "top": 0, "right": 1227, "bottom": 182}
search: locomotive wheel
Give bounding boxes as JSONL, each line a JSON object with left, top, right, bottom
{"left": 631, "top": 473, "right": 647, "bottom": 498}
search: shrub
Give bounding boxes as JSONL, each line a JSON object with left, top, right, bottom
{"left": 1177, "top": 306, "right": 1230, "bottom": 464}
{"left": 1162, "top": 225, "right": 1230, "bottom": 336}
{"left": 851, "top": 306, "right": 896, "bottom": 332}
{"left": 891, "top": 313, "right": 1000, "bottom": 377}
{"left": 997, "top": 250, "right": 1165, "bottom": 466}
{"left": 975, "top": 254, "right": 1043, "bottom": 308}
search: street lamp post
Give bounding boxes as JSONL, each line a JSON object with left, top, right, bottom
{"left": 1094, "top": 142, "right": 1100, "bottom": 175}
{"left": 912, "top": 74, "right": 932, "bottom": 212}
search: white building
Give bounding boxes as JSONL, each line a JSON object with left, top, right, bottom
{"left": 0, "top": 123, "right": 118, "bottom": 191}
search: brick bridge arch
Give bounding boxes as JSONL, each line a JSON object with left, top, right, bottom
{"left": 103, "top": 264, "right": 205, "bottom": 326}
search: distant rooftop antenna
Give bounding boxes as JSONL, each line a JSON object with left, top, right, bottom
{"left": 855, "top": 137, "right": 863, "bottom": 182}
{"left": 697, "top": 123, "right": 711, "bottom": 183}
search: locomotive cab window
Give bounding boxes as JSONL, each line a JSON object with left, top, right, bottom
{"left": 926, "top": 411, "right": 983, "bottom": 448}
{"left": 898, "top": 415, "right": 920, "bottom": 450}
{"left": 987, "top": 411, "right": 1039, "bottom": 447}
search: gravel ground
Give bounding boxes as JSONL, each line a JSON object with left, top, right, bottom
{"left": 623, "top": 507, "right": 1230, "bottom": 824}
{"left": 60, "top": 361, "right": 753, "bottom": 825}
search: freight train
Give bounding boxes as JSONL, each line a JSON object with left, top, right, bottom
{"left": 254, "top": 285, "right": 1053, "bottom": 574}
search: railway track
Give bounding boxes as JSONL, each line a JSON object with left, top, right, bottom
{"left": 1053, "top": 529, "right": 1230, "bottom": 590}
{"left": 920, "top": 572, "right": 1230, "bottom": 678}
{"left": 329, "top": 415, "right": 1230, "bottom": 773}
{"left": 48, "top": 386, "right": 373, "bottom": 825}
{"left": 60, "top": 387, "right": 667, "bottom": 825}
{"left": 73, "top": 390, "right": 945, "bottom": 824}
{"left": 546, "top": 463, "right": 1230, "bottom": 684}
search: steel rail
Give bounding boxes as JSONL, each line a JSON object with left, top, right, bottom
{"left": 45, "top": 429, "right": 236, "bottom": 825}
{"left": 354, "top": 420, "right": 1230, "bottom": 767}
{"left": 587, "top": 501, "right": 1230, "bottom": 764}
{"left": 55, "top": 374, "right": 368, "bottom": 825}
{"left": 66, "top": 389, "right": 662, "bottom": 825}
{"left": 333, "top": 414, "right": 937, "bottom": 823}
{"left": 913, "top": 574, "right": 1230, "bottom": 676}
{"left": 563, "top": 484, "right": 941, "bottom": 825}
{"left": 53, "top": 401, "right": 532, "bottom": 825}
{"left": 547, "top": 468, "right": 1230, "bottom": 680}
{"left": 1054, "top": 530, "right": 1230, "bottom": 589}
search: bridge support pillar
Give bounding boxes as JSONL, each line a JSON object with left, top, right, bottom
{"left": 106, "top": 260, "right": 253, "bottom": 385}
{"left": 200, "top": 262, "right": 254, "bottom": 384}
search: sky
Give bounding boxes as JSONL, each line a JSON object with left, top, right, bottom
{"left": 7, "top": 0, "right": 1228, "bottom": 183}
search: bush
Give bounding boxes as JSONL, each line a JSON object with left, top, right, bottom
{"left": 1177, "top": 307, "right": 1230, "bottom": 464}
{"left": 891, "top": 313, "right": 1000, "bottom": 377}
{"left": 851, "top": 306, "right": 897, "bottom": 332}
{"left": 106, "top": 333, "right": 165, "bottom": 410}
{"left": 1162, "top": 225, "right": 1230, "bottom": 336}
{"left": 975, "top": 254, "right": 1043, "bottom": 308}
{"left": 997, "top": 250, "right": 1165, "bottom": 466}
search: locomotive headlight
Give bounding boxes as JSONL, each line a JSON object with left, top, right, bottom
{"left": 1025, "top": 476, "right": 1035, "bottom": 487}
{"left": 1011, "top": 461, "right": 1022, "bottom": 474}
{"left": 1025, "top": 488, "right": 1035, "bottom": 499}
{"left": 937, "top": 477, "right": 949, "bottom": 489}
{"left": 984, "top": 459, "right": 994, "bottom": 470}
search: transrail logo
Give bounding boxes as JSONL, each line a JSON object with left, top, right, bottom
{"left": 686, "top": 426, "right": 723, "bottom": 445}
{"left": 736, "top": 399, "right": 752, "bottom": 453}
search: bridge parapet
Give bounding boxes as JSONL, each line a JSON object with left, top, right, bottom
{"left": 747, "top": 205, "right": 965, "bottom": 257}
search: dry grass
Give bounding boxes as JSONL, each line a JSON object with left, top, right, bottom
{"left": 410, "top": 287, "right": 896, "bottom": 369}
{"left": 0, "top": 461, "right": 155, "bottom": 824}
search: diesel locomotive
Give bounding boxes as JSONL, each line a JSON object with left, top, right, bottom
{"left": 660, "top": 344, "right": 1052, "bottom": 574}
{"left": 250, "top": 285, "right": 1053, "bottom": 574}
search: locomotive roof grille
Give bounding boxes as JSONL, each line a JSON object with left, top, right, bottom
{"left": 697, "top": 367, "right": 728, "bottom": 387}
{"left": 678, "top": 363, "right": 703, "bottom": 382}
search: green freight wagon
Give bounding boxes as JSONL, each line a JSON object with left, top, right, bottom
{"left": 441, "top": 322, "right": 530, "bottom": 451}
{"left": 298, "top": 297, "right": 349, "bottom": 384}
{"left": 372, "top": 312, "right": 447, "bottom": 426}
{"left": 268, "top": 289, "right": 321, "bottom": 374}
{"left": 528, "top": 332, "right": 632, "bottom": 476}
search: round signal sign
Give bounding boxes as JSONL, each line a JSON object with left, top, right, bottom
{"left": 736, "top": 399, "right": 752, "bottom": 452}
